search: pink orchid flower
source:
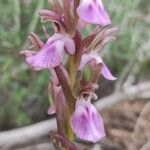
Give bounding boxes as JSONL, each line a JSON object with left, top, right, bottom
{"left": 77, "top": 0, "right": 111, "bottom": 26}
{"left": 70, "top": 98, "right": 105, "bottom": 143}
{"left": 21, "top": 33, "right": 75, "bottom": 70}
{"left": 78, "top": 52, "right": 116, "bottom": 80}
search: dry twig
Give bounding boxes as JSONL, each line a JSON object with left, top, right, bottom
{"left": 0, "top": 82, "right": 150, "bottom": 150}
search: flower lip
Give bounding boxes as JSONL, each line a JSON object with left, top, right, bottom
{"left": 21, "top": 33, "right": 75, "bottom": 70}
{"left": 26, "top": 38, "right": 65, "bottom": 69}
{"left": 101, "top": 63, "right": 117, "bottom": 80}
{"left": 70, "top": 97, "right": 106, "bottom": 143}
{"left": 77, "top": 0, "right": 111, "bottom": 26}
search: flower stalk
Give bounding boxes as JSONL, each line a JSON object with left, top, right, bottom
{"left": 20, "top": 0, "right": 117, "bottom": 149}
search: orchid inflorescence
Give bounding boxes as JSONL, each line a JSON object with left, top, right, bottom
{"left": 20, "top": 0, "right": 117, "bottom": 149}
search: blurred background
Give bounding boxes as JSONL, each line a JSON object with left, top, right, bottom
{"left": 0, "top": 0, "right": 150, "bottom": 149}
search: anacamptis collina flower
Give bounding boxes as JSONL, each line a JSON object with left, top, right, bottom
{"left": 20, "top": 0, "right": 117, "bottom": 149}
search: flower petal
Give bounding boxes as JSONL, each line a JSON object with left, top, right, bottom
{"left": 102, "top": 63, "right": 117, "bottom": 80}
{"left": 39, "top": 9, "right": 63, "bottom": 25}
{"left": 70, "top": 99, "right": 105, "bottom": 143}
{"left": 78, "top": 52, "right": 102, "bottom": 70}
{"left": 29, "top": 32, "right": 44, "bottom": 50}
{"left": 47, "top": 105, "right": 56, "bottom": 115}
{"left": 78, "top": 52, "right": 116, "bottom": 81}
{"left": 63, "top": 36, "right": 75, "bottom": 55}
{"left": 26, "top": 35, "right": 65, "bottom": 70}
{"left": 77, "top": 0, "right": 111, "bottom": 26}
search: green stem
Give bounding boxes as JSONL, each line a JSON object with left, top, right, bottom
{"left": 66, "top": 111, "right": 74, "bottom": 141}
{"left": 68, "top": 56, "right": 77, "bottom": 89}
{"left": 54, "top": 66, "right": 75, "bottom": 141}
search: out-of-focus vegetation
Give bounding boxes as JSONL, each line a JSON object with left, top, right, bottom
{"left": 0, "top": 0, "right": 50, "bottom": 130}
{"left": 0, "top": 0, "right": 149, "bottom": 130}
{"left": 105, "top": 0, "right": 150, "bottom": 77}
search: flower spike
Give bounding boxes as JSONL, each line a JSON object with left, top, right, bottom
{"left": 20, "top": 0, "right": 117, "bottom": 147}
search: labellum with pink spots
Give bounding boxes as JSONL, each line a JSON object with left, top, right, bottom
{"left": 70, "top": 96, "right": 106, "bottom": 143}
{"left": 77, "top": 0, "right": 111, "bottom": 26}
{"left": 21, "top": 33, "right": 75, "bottom": 70}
